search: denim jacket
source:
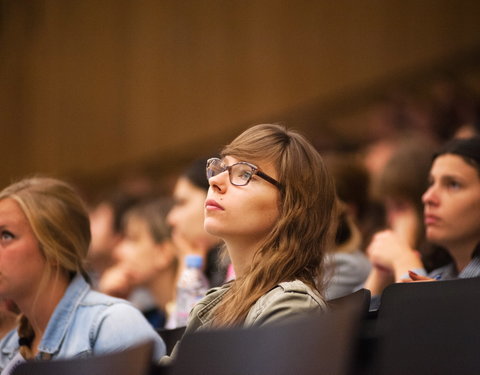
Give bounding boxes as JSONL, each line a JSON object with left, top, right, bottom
{"left": 0, "top": 274, "right": 165, "bottom": 371}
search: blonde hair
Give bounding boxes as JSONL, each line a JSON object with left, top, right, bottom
{"left": 0, "top": 177, "right": 91, "bottom": 358}
{"left": 211, "top": 124, "right": 338, "bottom": 327}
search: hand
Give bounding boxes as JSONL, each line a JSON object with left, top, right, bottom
{"left": 364, "top": 267, "right": 395, "bottom": 296}
{"left": 98, "top": 265, "right": 134, "bottom": 298}
{"left": 367, "top": 230, "right": 423, "bottom": 281}
{"left": 401, "top": 270, "right": 438, "bottom": 283}
{"left": 367, "top": 230, "right": 410, "bottom": 271}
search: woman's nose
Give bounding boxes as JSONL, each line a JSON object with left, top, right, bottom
{"left": 422, "top": 185, "right": 438, "bottom": 206}
{"left": 208, "top": 170, "right": 229, "bottom": 192}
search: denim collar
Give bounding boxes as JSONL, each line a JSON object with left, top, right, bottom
{"left": 37, "top": 274, "right": 90, "bottom": 356}
{"left": 1, "top": 274, "right": 90, "bottom": 358}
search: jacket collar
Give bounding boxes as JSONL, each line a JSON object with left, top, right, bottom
{"left": 1, "top": 275, "right": 90, "bottom": 359}
{"left": 37, "top": 274, "right": 90, "bottom": 355}
{"left": 196, "top": 283, "right": 231, "bottom": 326}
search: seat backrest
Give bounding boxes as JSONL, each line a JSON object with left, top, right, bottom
{"left": 170, "top": 300, "right": 365, "bottom": 375}
{"left": 329, "top": 288, "right": 371, "bottom": 315}
{"left": 156, "top": 326, "right": 186, "bottom": 356}
{"left": 12, "top": 340, "right": 154, "bottom": 375}
{"left": 374, "top": 277, "right": 480, "bottom": 375}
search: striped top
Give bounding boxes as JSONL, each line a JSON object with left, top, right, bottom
{"left": 369, "top": 244, "right": 480, "bottom": 311}
{"left": 428, "top": 251, "right": 480, "bottom": 280}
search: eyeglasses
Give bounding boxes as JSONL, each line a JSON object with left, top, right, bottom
{"left": 206, "top": 158, "right": 282, "bottom": 189}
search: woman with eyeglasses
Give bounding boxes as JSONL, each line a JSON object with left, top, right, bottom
{"left": 166, "top": 124, "right": 337, "bottom": 349}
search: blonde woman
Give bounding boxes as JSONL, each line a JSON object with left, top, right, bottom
{"left": 0, "top": 177, "right": 165, "bottom": 373}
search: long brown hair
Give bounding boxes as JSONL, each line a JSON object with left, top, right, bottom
{"left": 211, "top": 124, "right": 338, "bottom": 327}
{"left": 0, "top": 177, "right": 91, "bottom": 358}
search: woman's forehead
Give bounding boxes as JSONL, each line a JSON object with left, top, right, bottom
{"left": 223, "top": 155, "right": 273, "bottom": 166}
{"left": 432, "top": 154, "right": 480, "bottom": 178}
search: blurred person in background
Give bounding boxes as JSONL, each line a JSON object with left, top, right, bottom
{"left": 167, "top": 158, "right": 229, "bottom": 288}
{"left": 322, "top": 153, "right": 372, "bottom": 299}
{"left": 99, "top": 197, "right": 178, "bottom": 330}
{"left": 87, "top": 190, "right": 142, "bottom": 286}
{"left": 370, "top": 136, "right": 437, "bottom": 249}
{"left": 367, "top": 135, "right": 451, "bottom": 286}
{"left": 454, "top": 117, "right": 480, "bottom": 139}
{"left": 365, "top": 137, "right": 480, "bottom": 299}
{"left": 427, "top": 77, "right": 479, "bottom": 143}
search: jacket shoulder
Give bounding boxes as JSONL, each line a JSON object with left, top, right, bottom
{"left": 246, "top": 280, "right": 327, "bottom": 327}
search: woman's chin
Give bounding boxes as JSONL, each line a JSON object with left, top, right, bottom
{"left": 204, "top": 221, "right": 224, "bottom": 239}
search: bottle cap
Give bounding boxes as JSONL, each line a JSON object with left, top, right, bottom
{"left": 185, "top": 254, "right": 203, "bottom": 268}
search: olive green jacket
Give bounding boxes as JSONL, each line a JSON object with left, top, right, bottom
{"left": 162, "top": 280, "right": 327, "bottom": 364}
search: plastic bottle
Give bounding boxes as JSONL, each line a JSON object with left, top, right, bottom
{"left": 175, "top": 254, "right": 210, "bottom": 327}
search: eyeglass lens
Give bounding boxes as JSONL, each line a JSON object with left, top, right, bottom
{"left": 207, "top": 159, "right": 254, "bottom": 186}
{"left": 230, "top": 164, "right": 254, "bottom": 185}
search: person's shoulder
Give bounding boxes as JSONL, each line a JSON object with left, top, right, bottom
{"left": 332, "top": 250, "right": 371, "bottom": 268}
{"left": 194, "top": 283, "right": 231, "bottom": 308}
{"left": 80, "top": 294, "right": 166, "bottom": 358}
{"left": 0, "top": 329, "right": 18, "bottom": 353}
{"left": 75, "top": 289, "right": 144, "bottom": 326}
{"left": 0, "top": 329, "right": 20, "bottom": 370}
{"left": 80, "top": 288, "right": 133, "bottom": 308}
{"left": 246, "top": 280, "right": 326, "bottom": 327}
{"left": 274, "top": 280, "right": 325, "bottom": 304}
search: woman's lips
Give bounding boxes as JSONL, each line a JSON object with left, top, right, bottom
{"left": 205, "top": 199, "right": 224, "bottom": 210}
{"left": 424, "top": 214, "right": 440, "bottom": 225}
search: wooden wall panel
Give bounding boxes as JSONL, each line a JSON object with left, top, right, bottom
{"left": 1, "top": 0, "right": 480, "bottom": 189}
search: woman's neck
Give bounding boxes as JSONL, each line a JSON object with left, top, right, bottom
{"left": 17, "top": 273, "right": 70, "bottom": 354}
{"left": 224, "top": 238, "right": 261, "bottom": 278}
{"left": 449, "top": 239, "right": 480, "bottom": 272}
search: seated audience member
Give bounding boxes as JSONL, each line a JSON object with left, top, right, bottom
{"left": 0, "top": 177, "right": 165, "bottom": 373}
{"left": 167, "top": 158, "right": 228, "bottom": 288}
{"left": 454, "top": 120, "right": 480, "bottom": 139}
{"left": 370, "top": 136, "right": 450, "bottom": 273}
{"left": 371, "top": 137, "right": 437, "bottom": 248}
{"left": 99, "top": 197, "right": 178, "bottom": 329}
{"left": 322, "top": 153, "right": 372, "bottom": 299}
{"left": 324, "top": 203, "right": 371, "bottom": 300}
{"left": 163, "top": 124, "right": 338, "bottom": 361}
{"left": 87, "top": 189, "right": 141, "bottom": 286}
{"left": 365, "top": 136, "right": 480, "bottom": 298}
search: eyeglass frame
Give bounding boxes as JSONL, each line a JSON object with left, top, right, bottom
{"left": 206, "top": 157, "right": 283, "bottom": 190}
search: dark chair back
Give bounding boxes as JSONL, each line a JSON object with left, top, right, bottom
{"left": 170, "top": 300, "right": 365, "bottom": 375}
{"left": 329, "top": 288, "right": 371, "bottom": 315}
{"left": 329, "top": 288, "right": 373, "bottom": 375}
{"left": 373, "top": 277, "right": 480, "bottom": 375}
{"left": 157, "top": 326, "right": 186, "bottom": 356}
{"left": 12, "top": 340, "right": 154, "bottom": 375}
